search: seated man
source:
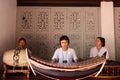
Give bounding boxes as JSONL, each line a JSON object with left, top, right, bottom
{"left": 13, "top": 37, "right": 31, "bottom": 65}
{"left": 52, "top": 35, "right": 78, "bottom": 63}
{"left": 3, "top": 37, "right": 31, "bottom": 78}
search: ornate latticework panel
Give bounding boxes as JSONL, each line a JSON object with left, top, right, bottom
{"left": 16, "top": 7, "right": 100, "bottom": 60}
{"left": 67, "top": 8, "right": 84, "bottom": 58}
{"left": 83, "top": 7, "right": 100, "bottom": 58}
{"left": 16, "top": 8, "right": 35, "bottom": 51}
{"left": 114, "top": 7, "right": 120, "bottom": 61}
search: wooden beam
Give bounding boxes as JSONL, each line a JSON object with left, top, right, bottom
{"left": 17, "top": 0, "right": 120, "bottom": 7}
{"left": 17, "top": 0, "right": 101, "bottom": 6}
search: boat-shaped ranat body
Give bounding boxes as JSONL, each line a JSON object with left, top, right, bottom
{"left": 28, "top": 56, "right": 106, "bottom": 80}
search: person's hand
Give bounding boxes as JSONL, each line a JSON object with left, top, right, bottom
{"left": 51, "top": 59, "right": 56, "bottom": 63}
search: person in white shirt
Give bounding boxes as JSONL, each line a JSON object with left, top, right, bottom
{"left": 52, "top": 35, "right": 78, "bottom": 63}
{"left": 90, "top": 37, "right": 109, "bottom": 59}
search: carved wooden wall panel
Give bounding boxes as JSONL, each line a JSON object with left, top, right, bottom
{"left": 83, "top": 7, "right": 100, "bottom": 58}
{"left": 114, "top": 7, "right": 120, "bottom": 61}
{"left": 16, "top": 7, "right": 100, "bottom": 60}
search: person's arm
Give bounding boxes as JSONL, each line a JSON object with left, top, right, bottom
{"left": 74, "top": 59, "right": 78, "bottom": 63}
{"left": 105, "top": 50, "right": 109, "bottom": 60}
{"left": 90, "top": 47, "right": 95, "bottom": 58}
{"left": 72, "top": 49, "right": 78, "bottom": 62}
{"left": 51, "top": 49, "right": 58, "bottom": 63}
{"left": 52, "top": 58, "right": 58, "bottom": 63}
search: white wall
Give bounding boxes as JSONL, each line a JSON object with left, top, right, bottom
{"left": 101, "top": 1, "right": 115, "bottom": 60}
{"left": 0, "top": 0, "right": 16, "bottom": 72}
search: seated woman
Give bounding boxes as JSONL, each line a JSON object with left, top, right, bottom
{"left": 90, "top": 37, "right": 109, "bottom": 59}
{"left": 52, "top": 35, "right": 78, "bottom": 63}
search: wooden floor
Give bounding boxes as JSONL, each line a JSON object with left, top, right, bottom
{"left": 0, "top": 73, "right": 120, "bottom": 80}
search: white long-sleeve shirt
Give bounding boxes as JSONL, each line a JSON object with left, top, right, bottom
{"left": 52, "top": 48, "right": 78, "bottom": 63}
{"left": 90, "top": 47, "right": 109, "bottom": 59}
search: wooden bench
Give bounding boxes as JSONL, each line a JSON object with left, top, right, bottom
{"left": 97, "top": 65, "right": 120, "bottom": 78}
{"left": 97, "top": 60, "right": 120, "bottom": 78}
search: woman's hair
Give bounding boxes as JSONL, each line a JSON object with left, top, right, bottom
{"left": 59, "top": 35, "right": 70, "bottom": 45}
{"left": 97, "top": 37, "right": 105, "bottom": 47}
{"left": 18, "top": 37, "right": 26, "bottom": 44}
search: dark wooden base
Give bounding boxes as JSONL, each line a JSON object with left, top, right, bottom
{"left": 3, "top": 64, "right": 30, "bottom": 79}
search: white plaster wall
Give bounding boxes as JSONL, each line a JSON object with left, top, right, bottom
{"left": 0, "top": 0, "right": 16, "bottom": 72}
{"left": 101, "top": 1, "right": 115, "bottom": 60}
